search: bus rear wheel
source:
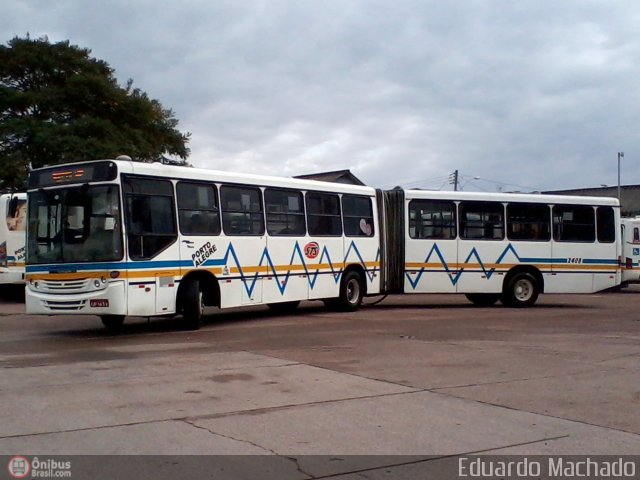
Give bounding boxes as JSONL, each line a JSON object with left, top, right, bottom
{"left": 181, "top": 279, "right": 204, "bottom": 330}
{"left": 101, "top": 315, "right": 124, "bottom": 331}
{"left": 336, "top": 271, "right": 364, "bottom": 312}
{"left": 501, "top": 272, "right": 539, "bottom": 307}
{"left": 465, "top": 293, "right": 500, "bottom": 306}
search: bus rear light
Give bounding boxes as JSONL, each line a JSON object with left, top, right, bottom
{"left": 109, "top": 271, "right": 120, "bottom": 279}
{"left": 626, "top": 257, "right": 633, "bottom": 269}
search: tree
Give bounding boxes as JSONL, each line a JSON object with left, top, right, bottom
{"left": 0, "top": 35, "right": 191, "bottom": 190}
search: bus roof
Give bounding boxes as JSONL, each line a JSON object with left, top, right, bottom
{"left": 28, "top": 159, "right": 620, "bottom": 207}
{"left": 404, "top": 188, "right": 620, "bottom": 207}
{"left": 30, "top": 159, "right": 378, "bottom": 196}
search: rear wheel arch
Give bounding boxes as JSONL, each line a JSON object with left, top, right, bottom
{"left": 503, "top": 265, "right": 544, "bottom": 294}
{"left": 342, "top": 263, "right": 368, "bottom": 297}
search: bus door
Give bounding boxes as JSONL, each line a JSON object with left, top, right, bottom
{"left": 305, "top": 192, "right": 344, "bottom": 300}
{"left": 217, "top": 185, "right": 264, "bottom": 306}
{"left": 342, "top": 194, "right": 379, "bottom": 295}
{"left": 123, "top": 176, "right": 179, "bottom": 316}
{"left": 262, "top": 189, "right": 308, "bottom": 304}
{"left": 456, "top": 201, "right": 507, "bottom": 294}
{"left": 405, "top": 199, "right": 458, "bottom": 293}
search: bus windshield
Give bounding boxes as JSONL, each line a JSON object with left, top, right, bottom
{"left": 28, "top": 185, "right": 123, "bottom": 264}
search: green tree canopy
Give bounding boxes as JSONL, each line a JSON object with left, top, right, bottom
{"left": 0, "top": 35, "right": 191, "bottom": 190}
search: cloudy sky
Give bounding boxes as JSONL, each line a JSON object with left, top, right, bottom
{"left": 4, "top": 0, "right": 640, "bottom": 191}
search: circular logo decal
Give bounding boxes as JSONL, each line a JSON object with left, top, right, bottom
{"left": 304, "top": 242, "right": 319, "bottom": 259}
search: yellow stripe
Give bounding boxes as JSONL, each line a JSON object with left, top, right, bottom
{"left": 125, "top": 269, "right": 182, "bottom": 279}
{"left": 405, "top": 263, "right": 618, "bottom": 272}
{"left": 27, "top": 262, "right": 380, "bottom": 282}
{"left": 406, "top": 262, "right": 516, "bottom": 269}
{"left": 553, "top": 264, "right": 617, "bottom": 271}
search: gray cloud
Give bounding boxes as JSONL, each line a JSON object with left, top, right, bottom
{"left": 4, "top": 0, "right": 640, "bottom": 191}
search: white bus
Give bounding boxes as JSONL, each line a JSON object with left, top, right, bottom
{"left": 25, "top": 160, "right": 380, "bottom": 329}
{"left": 621, "top": 216, "right": 640, "bottom": 285}
{"left": 25, "top": 159, "right": 621, "bottom": 329}
{"left": 380, "top": 189, "right": 620, "bottom": 307}
{"left": 0, "top": 193, "right": 27, "bottom": 285}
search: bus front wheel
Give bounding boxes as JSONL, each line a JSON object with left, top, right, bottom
{"left": 101, "top": 315, "right": 124, "bottom": 331}
{"left": 181, "top": 279, "right": 204, "bottom": 330}
{"left": 502, "top": 273, "right": 539, "bottom": 307}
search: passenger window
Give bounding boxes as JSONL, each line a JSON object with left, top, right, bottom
{"left": 306, "top": 192, "right": 342, "bottom": 236}
{"left": 177, "top": 182, "right": 220, "bottom": 236}
{"left": 459, "top": 201, "right": 504, "bottom": 240}
{"left": 342, "top": 195, "right": 374, "bottom": 237}
{"left": 265, "top": 189, "right": 306, "bottom": 236}
{"left": 553, "top": 205, "right": 595, "bottom": 242}
{"left": 408, "top": 200, "right": 456, "bottom": 239}
{"left": 507, "top": 203, "right": 551, "bottom": 241}
{"left": 596, "top": 206, "right": 615, "bottom": 243}
{"left": 123, "top": 176, "right": 177, "bottom": 259}
{"left": 635, "top": 228, "right": 639, "bottom": 242}
{"left": 220, "top": 186, "right": 264, "bottom": 236}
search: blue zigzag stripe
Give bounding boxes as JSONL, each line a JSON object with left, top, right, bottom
{"left": 405, "top": 243, "right": 615, "bottom": 289}
{"left": 202, "top": 241, "right": 379, "bottom": 297}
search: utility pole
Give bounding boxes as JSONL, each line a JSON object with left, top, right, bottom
{"left": 450, "top": 170, "right": 459, "bottom": 191}
{"left": 618, "top": 152, "right": 624, "bottom": 201}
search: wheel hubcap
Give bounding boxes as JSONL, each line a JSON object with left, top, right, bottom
{"left": 514, "top": 279, "right": 533, "bottom": 301}
{"left": 347, "top": 279, "right": 360, "bottom": 304}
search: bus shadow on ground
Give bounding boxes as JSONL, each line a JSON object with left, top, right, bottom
{"left": 56, "top": 304, "right": 329, "bottom": 337}
{"left": 365, "top": 301, "right": 587, "bottom": 310}
{"left": 53, "top": 292, "right": 612, "bottom": 338}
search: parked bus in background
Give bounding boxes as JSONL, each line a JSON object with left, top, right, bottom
{"left": 0, "top": 193, "right": 27, "bottom": 285}
{"left": 25, "top": 159, "right": 621, "bottom": 330}
{"left": 621, "top": 216, "right": 640, "bottom": 285}
{"left": 25, "top": 160, "right": 379, "bottom": 329}
{"left": 380, "top": 189, "right": 620, "bottom": 307}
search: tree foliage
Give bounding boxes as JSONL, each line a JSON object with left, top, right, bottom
{"left": 0, "top": 35, "right": 191, "bottom": 190}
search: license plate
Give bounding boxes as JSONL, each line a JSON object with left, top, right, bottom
{"left": 90, "top": 299, "right": 109, "bottom": 308}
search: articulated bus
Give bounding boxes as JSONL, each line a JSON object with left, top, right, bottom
{"left": 0, "top": 193, "right": 27, "bottom": 285}
{"left": 25, "top": 159, "right": 621, "bottom": 329}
